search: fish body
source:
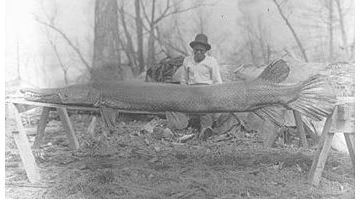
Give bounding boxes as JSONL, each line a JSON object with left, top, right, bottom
{"left": 20, "top": 60, "right": 335, "bottom": 123}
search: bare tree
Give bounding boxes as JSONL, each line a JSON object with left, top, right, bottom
{"left": 36, "top": 1, "right": 83, "bottom": 85}
{"left": 256, "top": 15, "right": 272, "bottom": 64}
{"left": 135, "top": 0, "right": 145, "bottom": 73}
{"left": 118, "top": 2, "right": 138, "bottom": 74}
{"left": 326, "top": 0, "right": 334, "bottom": 60}
{"left": 272, "top": 0, "right": 309, "bottom": 62}
{"left": 144, "top": 0, "right": 157, "bottom": 65}
{"left": 16, "top": 34, "right": 21, "bottom": 80}
{"left": 141, "top": 0, "right": 209, "bottom": 65}
{"left": 35, "top": 17, "right": 92, "bottom": 72}
{"left": 304, "top": 0, "right": 354, "bottom": 61}
{"left": 92, "top": 0, "right": 122, "bottom": 80}
{"left": 237, "top": 11, "right": 273, "bottom": 65}
{"left": 194, "top": 0, "right": 209, "bottom": 33}
{"left": 334, "top": 0, "right": 349, "bottom": 57}
{"left": 153, "top": 24, "right": 189, "bottom": 56}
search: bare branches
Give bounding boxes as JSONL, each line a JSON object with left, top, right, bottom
{"left": 272, "top": 0, "right": 309, "bottom": 62}
{"left": 135, "top": 0, "right": 145, "bottom": 73}
{"left": 48, "top": 38, "right": 69, "bottom": 84}
{"left": 118, "top": 4, "right": 137, "bottom": 71}
{"left": 140, "top": 0, "right": 151, "bottom": 25}
{"left": 34, "top": 17, "right": 92, "bottom": 71}
{"left": 153, "top": 1, "right": 207, "bottom": 24}
{"left": 141, "top": 0, "right": 210, "bottom": 26}
{"left": 141, "top": 18, "right": 189, "bottom": 56}
{"left": 334, "top": 0, "right": 349, "bottom": 57}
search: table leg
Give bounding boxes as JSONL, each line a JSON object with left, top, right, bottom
{"left": 57, "top": 107, "right": 79, "bottom": 150}
{"left": 344, "top": 132, "right": 355, "bottom": 168}
{"left": 8, "top": 103, "right": 42, "bottom": 183}
{"left": 293, "top": 110, "right": 308, "bottom": 148}
{"left": 308, "top": 131, "right": 335, "bottom": 186}
{"left": 317, "top": 107, "right": 336, "bottom": 149}
{"left": 33, "top": 107, "right": 50, "bottom": 148}
{"left": 87, "top": 116, "right": 97, "bottom": 137}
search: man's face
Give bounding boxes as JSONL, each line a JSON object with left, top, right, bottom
{"left": 192, "top": 44, "right": 207, "bottom": 63}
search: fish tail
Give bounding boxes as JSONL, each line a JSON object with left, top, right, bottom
{"left": 287, "top": 74, "right": 336, "bottom": 121}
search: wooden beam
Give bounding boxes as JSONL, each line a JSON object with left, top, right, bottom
{"left": 344, "top": 132, "right": 355, "bottom": 168}
{"left": 7, "top": 103, "right": 42, "bottom": 183}
{"left": 33, "top": 107, "right": 50, "bottom": 148}
{"left": 317, "top": 107, "right": 336, "bottom": 149}
{"left": 87, "top": 116, "right": 97, "bottom": 137}
{"left": 6, "top": 98, "right": 163, "bottom": 115}
{"left": 293, "top": 110, "right": 308, "bottom": 148}
{"left": 264, "top": 124, "right": 279, "bottom": 148}
{"left": 308, "top": 131, "right": 335, "bottom": 186}
{"left": 56, "top": 108, "right": 80, "bottom": 150}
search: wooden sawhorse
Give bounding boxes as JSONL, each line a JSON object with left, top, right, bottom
{"left": 264, "top": 110, "right": 311, "bottom": 148}
{"left": 308, "top": 98, "right": 355, "bottom": 186}
{"left": 6, "top": 99, "right": 95, "bottom": 183}
{"left": 5, "top": 98, "right": 160, "bottom": 183}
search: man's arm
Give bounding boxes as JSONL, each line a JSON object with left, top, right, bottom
{"left": 180, "top": 58, "right": 190, "bottom": 85}
{"left": 211, "top": 59, "right": 223, "bottom": 84}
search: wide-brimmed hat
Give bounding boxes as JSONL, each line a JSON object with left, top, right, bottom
{"left": 189, "top": 33, "right": 211, "bottom": 50}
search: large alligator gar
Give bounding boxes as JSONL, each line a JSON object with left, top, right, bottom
{"left": 20, "top": 60, "right": 335, "bottom": 124}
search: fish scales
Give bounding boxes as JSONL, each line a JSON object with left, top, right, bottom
{"left": 20, "top": 60, "right": 336, "bottom": 123}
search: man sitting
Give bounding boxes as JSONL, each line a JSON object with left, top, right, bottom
{"left": 177, "top": 33, "right": 224, "bottom": 140}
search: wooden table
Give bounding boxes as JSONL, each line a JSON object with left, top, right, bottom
{"left": 308, "top": 97, "right": 355, "bottom": 186}
{"left": 263, "top": 109, "right": 311, "bottom": 148}
{"left": 5, "top": 98, "right": 162, "bottom": 183}
{"left": 6, "top": 97, "right": 354, "bottom": 185}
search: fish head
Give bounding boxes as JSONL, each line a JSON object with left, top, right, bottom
{"left": 20, "top": 88, "right": 63, "bottom": 103}
{"left": 20, "top": 85, "right": 98, "bottom": 105}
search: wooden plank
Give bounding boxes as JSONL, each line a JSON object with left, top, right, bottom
{"left": 56, "top": 108, "right": 80, "bottom": 150}
{"left": 293, "top": 110, "right": 308, "bottom": 148}
{"left": 7, "top": 103, "right": 42, "bottom": 183}
{"left": 343, "top": 133, "right": 355, "bottom": 168}
{"left": 308, "top": 132, "right": 335, "bottom": 186}
{"left": 264, "top": 124, "right": 279, "bottom": 148}
{"left": 331, "top": 103, "right": 355, "bottom": 133}
{"left": 33, "top": 107, "right": 50, "bottom": 148}
{"left": 6, "top": 98, "right": 99, "bottom": 111}
{"left": 87, "top": 116, "right": 97, "bottom": 137}
{"left": 6, "top": 98, "right": 163, "bottom": 115}
{"left": 13, "top": 103, "right": 37, "bottom": 113}
{"left": 317, "top": 107, "right": 336, "bottom": 149}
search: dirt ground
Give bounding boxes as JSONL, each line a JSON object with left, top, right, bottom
{"left": 5, "top": 108, "right": 355, "bottom": 199}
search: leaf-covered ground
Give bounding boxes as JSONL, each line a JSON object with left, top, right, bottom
{"left": 5, "top": 109, "right": 355, "bottom": 199}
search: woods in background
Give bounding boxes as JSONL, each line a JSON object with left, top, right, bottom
{"left": 9, "top": 0, "right": 354, "bottom": 85}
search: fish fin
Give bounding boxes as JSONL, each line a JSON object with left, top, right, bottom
{"left": 255, "top": 59, "right": 290, "bottom": 83}
{"left": 288, "top": 74, "right": 336, "bottom": 121}
{"left": 253, "top": 105, "right": 286, "bottom": 127}
{"left": 99, "top": 107, "right": 117, "bottom": 130}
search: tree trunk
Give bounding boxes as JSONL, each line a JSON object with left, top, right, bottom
{"left": 16, "top": 37, "right": 21, "bottom": 80}
{"left": 92, "top": 0, "right": 122, "bottom": 80}
{"left": 247, "top": 34, "right": 257, "bottom": 66}
{"left": 328, "top": 0, "right": 334, "bottom": 61}
{"left": 119, "top": 4, "right": 138, "bottom": 74}
{"left": 334, "top": 0, "right": 349, "bottom": 57}
{"left": 135, "top": 0, "right": 145, "bottom": 73}
{"left": 147, "top": 0, "right": 156, "bottom": 66}
{"left": 273, "top": 0, "right": 309, "bottom": 62}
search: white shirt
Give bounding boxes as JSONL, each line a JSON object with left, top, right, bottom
{"left": 176, "top": 55, "right": 223, "bottom": 85}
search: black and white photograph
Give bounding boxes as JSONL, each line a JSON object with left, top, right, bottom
{"left": 3, "top": 0, "right": 356, "bottom": 198}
